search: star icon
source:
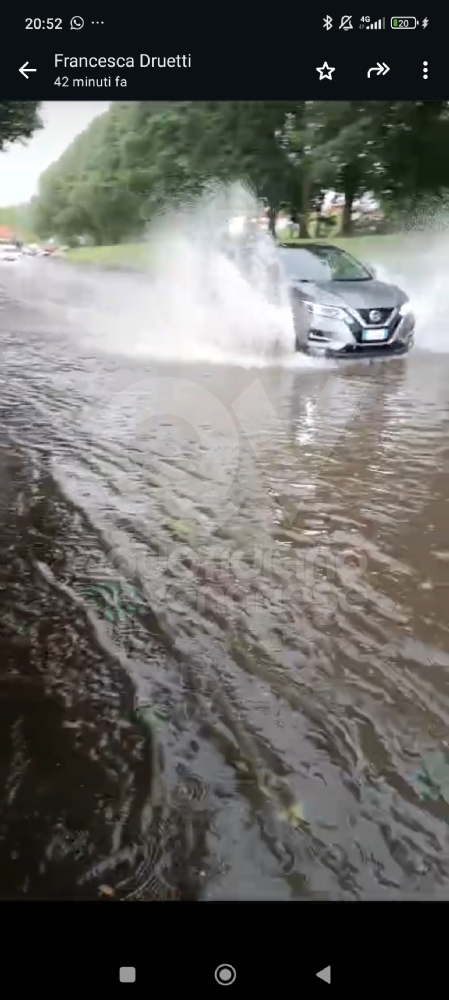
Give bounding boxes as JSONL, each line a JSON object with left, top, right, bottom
{"left": 316, "top": 61, "right": 335, "bottom": 81}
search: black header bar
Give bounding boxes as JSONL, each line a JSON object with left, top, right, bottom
{"left": 0, "top": 13, "right": 442, "bottom": 100}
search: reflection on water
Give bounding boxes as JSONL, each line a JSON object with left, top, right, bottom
{"left": 0, "top": 259, "right": 449, "bottom": 900}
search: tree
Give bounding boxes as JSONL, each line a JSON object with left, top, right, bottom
{"left": 189, "top": 102, "right": 299, "bottom": 233}
{"left": 302, "top": 103, "right": 382, "bottom": 236}
{"left": 280, "top": 103, "right": 335, "bottom": 237}
{"left": 305, "top": 101, "right": 449, "bottom": 234}
{"left": 370, "top": 101, "right": 449, "bottom": 200}
{"left": 29, "top": 99, "right": 449, "bottom": 245}
{"left": 0, "top": 102, "right": 42, "bottom": 150}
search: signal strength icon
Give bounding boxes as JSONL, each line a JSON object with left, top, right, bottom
{"left": 368, "top": 17, "right": 385, "bottom": 29}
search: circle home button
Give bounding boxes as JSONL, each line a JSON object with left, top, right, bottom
{"left": 214, "top": 965, "right": 237, "bottom": 985}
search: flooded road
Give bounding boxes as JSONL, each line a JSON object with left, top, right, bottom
{"left": 1, "top": 252, "right": 449, "bottom": 900}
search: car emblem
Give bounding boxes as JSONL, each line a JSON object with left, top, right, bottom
{"left": 369, "top": 309, "right": 382, "bottom": 323}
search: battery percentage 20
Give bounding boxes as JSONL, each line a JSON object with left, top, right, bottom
{"left": 391, "top": 17, "right": 418, "bottom": 29}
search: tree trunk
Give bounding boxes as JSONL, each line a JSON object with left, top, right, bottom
{"left": 267, "top": 206, "right": 277, "bottom": 239}
{"left": 298, "top": 214, "right": 309, "bottom": 238}
{"left": 314, "top": 194, "right": 325, "bottom": 237}
{"left": 341, "top": 191, "right": 354, "bottom": 236}
{"left": 298, "top": 175, "right": 312, "bottom": 238}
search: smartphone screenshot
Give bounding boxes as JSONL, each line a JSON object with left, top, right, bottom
{"left": 0, "top": 11, "right": 445, "bottom": 990}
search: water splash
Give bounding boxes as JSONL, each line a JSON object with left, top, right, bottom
{"left": 71, "top": 183, "right": 318, "bottom": 368}
{"left": 370, "top": 231, "right": 449, "bottom": 354}
{"left": 37, "top": 181, "right": 449, "bottom": 363}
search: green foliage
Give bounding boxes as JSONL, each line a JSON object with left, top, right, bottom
{"left": 0, "top": 102, "right": 42, "bottom": 150}
{"left": 29, "top": 100, "right": 449, "bottom": 243}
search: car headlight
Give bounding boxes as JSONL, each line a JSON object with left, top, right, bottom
{"left": 303, "top": 301, "right": 349, "bottom": 321}
{"left": 399, "top": 301, "right": 414, "bottom": 317}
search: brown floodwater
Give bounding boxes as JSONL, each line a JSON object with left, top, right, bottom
{"left": 0, "top": 254, "right": 449, "bottom": 900}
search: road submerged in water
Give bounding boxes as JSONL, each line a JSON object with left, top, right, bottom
{"left": 1, "top": 256, "right": 449, "bottom": 900}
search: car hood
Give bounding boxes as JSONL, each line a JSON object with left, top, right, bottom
{"left": 291, "top": 277, "right": 408, "bottom": 310}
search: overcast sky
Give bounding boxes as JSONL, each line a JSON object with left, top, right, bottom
{"left": 0, "top": 101, "right": 110, "bottom": 206}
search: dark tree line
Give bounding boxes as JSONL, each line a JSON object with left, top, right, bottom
{"left": 22, "top": 101, "right": 449, "bottom": 245}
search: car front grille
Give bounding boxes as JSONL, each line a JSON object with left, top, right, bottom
{"left": 350, "top": 309, "right": 401, "bottom": 345}
{"left": 357, "top": 308, "right": 395, "bottom": 326}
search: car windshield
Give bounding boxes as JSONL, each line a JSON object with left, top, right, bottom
{"left": 279, "top": 245, "right": 372, "bottom": 282}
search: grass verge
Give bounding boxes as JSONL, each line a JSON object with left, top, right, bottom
{"left": 64, "top": 233, "right": 412, "bottom": 268}
{"left": 277, "top": 234, "right": 410, "bottom": 259}
{"left": 64, "top": 243, "right": 150, "bottom": 267}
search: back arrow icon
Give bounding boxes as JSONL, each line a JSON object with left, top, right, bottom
{"left": 367, "top": 62, "right": 389, "bottom": 77}
{"left": 19, "top": 61, "right": 37, "bottom": 79}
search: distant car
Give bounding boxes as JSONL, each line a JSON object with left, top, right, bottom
{"left": 279, "top": 243, "right": 415, "bottom": 358}
{"left": 0, "top": 243, "right": 21, "bottom": 263}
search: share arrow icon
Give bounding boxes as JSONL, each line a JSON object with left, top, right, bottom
{"left": 367, "top": 61, "right": 390, "bottom": 77}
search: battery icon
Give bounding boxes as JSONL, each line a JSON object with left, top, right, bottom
{"left": 391, "top": 16, "right": 418, "bottom": 28}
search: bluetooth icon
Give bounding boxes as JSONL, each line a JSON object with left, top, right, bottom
{"left": 323, "top": 15, "right": 333, "bottom": 30}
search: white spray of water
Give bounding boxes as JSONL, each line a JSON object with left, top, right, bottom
{"left": 368, "top": 231, "right": 449, "bottom": 354}
{"left": 72, "top": 183, "right": 319, "bottom": 368}
{"left": 40, "top": 182, "right": 449, "bottom": 363}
